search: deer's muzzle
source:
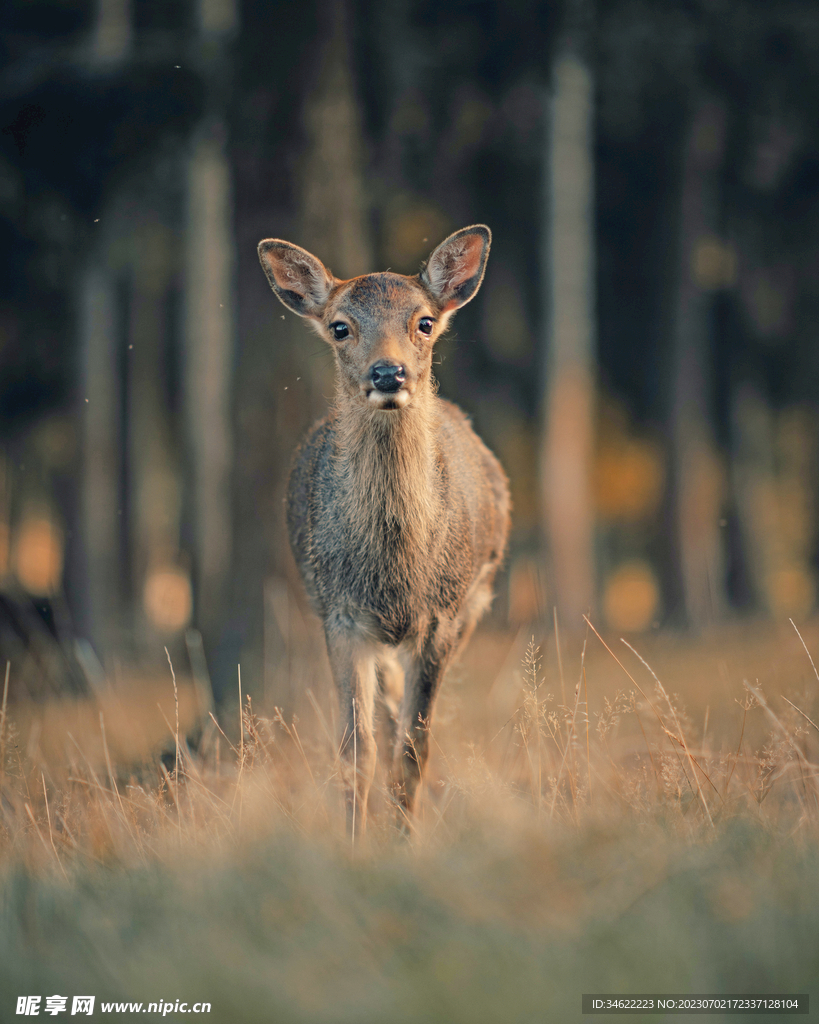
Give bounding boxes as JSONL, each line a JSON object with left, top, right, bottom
{"left": 370, "top": 363, "right": 406, "bottom": 394}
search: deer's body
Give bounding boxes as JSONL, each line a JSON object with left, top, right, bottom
{"left": 259, "top": 228, "right": 510, "bottom": 831}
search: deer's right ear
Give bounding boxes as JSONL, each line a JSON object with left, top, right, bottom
{"left": 258, "top": 239, "right": 335, "bottom": 317}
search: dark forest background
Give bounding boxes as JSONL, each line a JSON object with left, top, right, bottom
{"left": 3, "top": 0, "right": 819, "bottom": 705}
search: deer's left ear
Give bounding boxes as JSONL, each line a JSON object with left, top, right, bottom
{"left": 420, "top": 225, "right": 491, "bottom": 311}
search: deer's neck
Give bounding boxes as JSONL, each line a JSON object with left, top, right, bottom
{"left": 333, "top": 389, "right": 438, "bottom": 551}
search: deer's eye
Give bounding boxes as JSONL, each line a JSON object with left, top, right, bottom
{"left": 330, "top": 322, "right": 350, "bottom": 340}
{"left": 417, "top": 318, "right": 435, "bottom": 335}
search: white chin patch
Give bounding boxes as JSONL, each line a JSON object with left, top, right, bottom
{"left": 367, "top": 389, "right": 410, "bottom": 410}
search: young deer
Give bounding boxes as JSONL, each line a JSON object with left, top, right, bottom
{"left": 258, "top": 225, "right": 510, "bottom": 832}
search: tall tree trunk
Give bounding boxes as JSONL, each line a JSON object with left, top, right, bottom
{"left": 93, "top": 0, "right": 131, "bottom": 63}
{"left": 540, "top": 45, "right": 597, "bottom": 630}
{"left": 79, "top": 266, "right": 122, "bottom": 657}
{"left": 184, "top": 127, "right": 235, "bottom": 638}
{"left": 300, "top": 0, "right": 372, "bottom": 280}
{"left": 668, "top": 102, "right": 728, "bottom": 627}
{"left": 129, "top": 225, "right": 183, "bottom": 637}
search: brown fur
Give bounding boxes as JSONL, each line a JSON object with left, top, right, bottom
{"left": 259, "top": 225, "right": 510, "bottom": 832}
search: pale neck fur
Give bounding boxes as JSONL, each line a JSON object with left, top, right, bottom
{"left": 333, "top": 384, "right": 439, "bottom": 553}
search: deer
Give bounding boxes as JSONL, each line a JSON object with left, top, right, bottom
{"left": 258, "top": 225, "right": 510, "bottom": 834}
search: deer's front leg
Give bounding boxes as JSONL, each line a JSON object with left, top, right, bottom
{"left": 324, "top": 621, "right": 378, "bottom": 836}
{"left": 393, "top": 623, "right": 457, "bottom": 826}
{"left": 375, "top": 649, "right": 404, "bottom": 772}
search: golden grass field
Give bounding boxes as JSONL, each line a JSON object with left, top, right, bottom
{"left": 2, "top": 616, "right": 819, "bottom": 1023}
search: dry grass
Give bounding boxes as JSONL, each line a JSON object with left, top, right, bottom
{"left": 2, "top": 618, "right": 819, "bottom": 1022}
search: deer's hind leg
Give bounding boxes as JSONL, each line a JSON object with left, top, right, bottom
{"left": 452, "top": 562, "right": 497, "bottom": 660}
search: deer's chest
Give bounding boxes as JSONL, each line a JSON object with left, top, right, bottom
{"left": 310, "top": 505, "right": 469, "bottom": 645}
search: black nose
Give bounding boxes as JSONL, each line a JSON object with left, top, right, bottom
{"left": 370, "top": 363, "right": 406, "bottom": 393}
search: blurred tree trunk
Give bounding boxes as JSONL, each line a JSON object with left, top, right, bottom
{"left": 184, "top": 126, "right": 235, "bottom": 640}
{"left": 300, "top": 0, "right": 372, "bottom": 279}
{"left": 92, "top": 0, "right": 131, "bottom": 63}
{"left": 540, "top": 44, "right": 597, "bottom": 630}
{"left": 79, "top": 266, "right": 122, "bottom": 656}
{"left": 183, "top": 0, "right": 238, "bottom": 656}
{"left": 667, "top": 103, "right": 728, "bottom": 627}
{"left": 130, "top": 223, "right": 183, "bottom": 634}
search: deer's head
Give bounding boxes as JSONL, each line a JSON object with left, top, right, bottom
{"left": 258, "top": 226, "right": 491, "bottom": 411}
